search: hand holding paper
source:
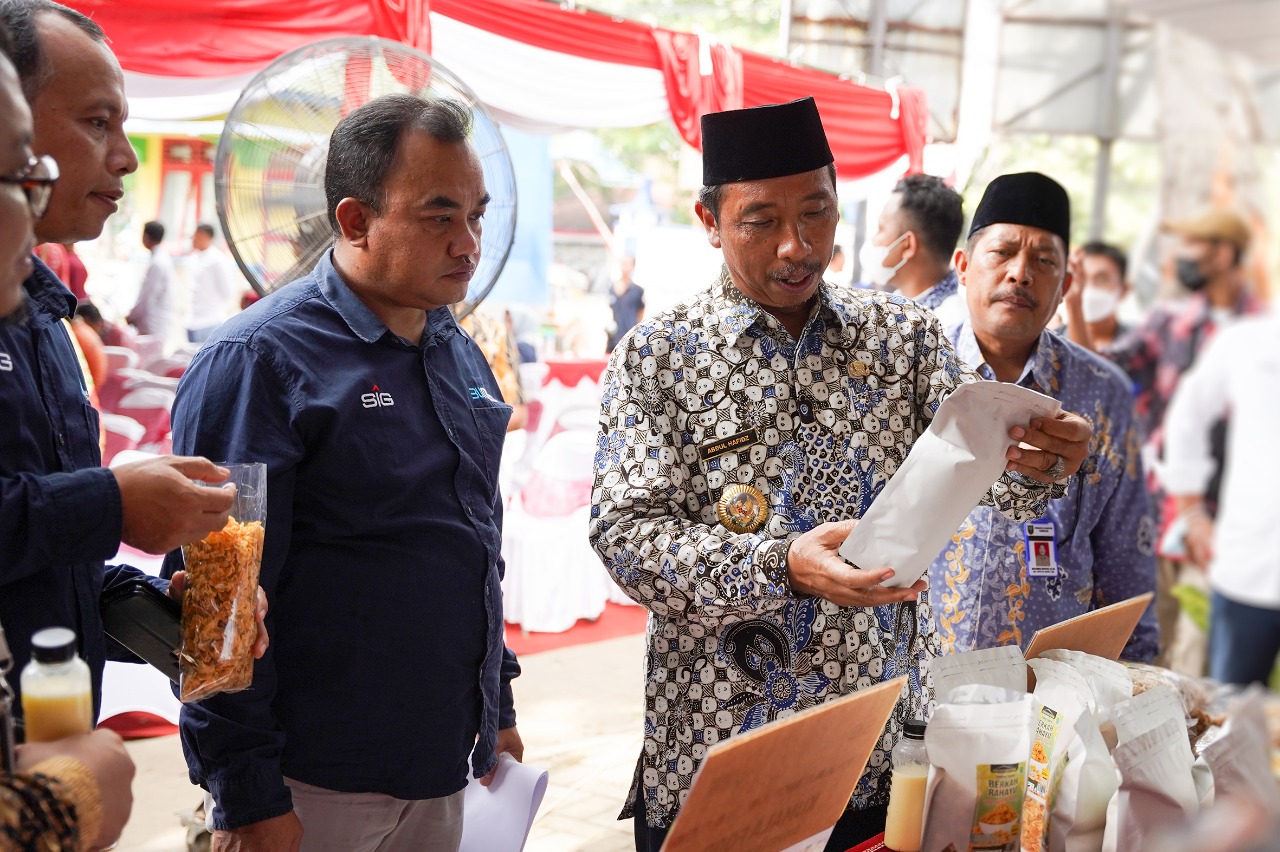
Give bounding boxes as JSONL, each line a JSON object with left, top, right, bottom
{"left": 787, "top": 520, "right": 925, "bottom": 607}
{"left": 839, "top": 381, "right": 1067, "bottom": 590}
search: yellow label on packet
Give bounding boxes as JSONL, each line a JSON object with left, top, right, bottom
{"left": 1020, "top": 706, "right": 1065, "bottom": 852}
{"left": 969, "top": 763, "right": 1025, "bottom": 851}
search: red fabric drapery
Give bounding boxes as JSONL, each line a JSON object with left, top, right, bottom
{"left": 69, "top": 0, "right": 924, "bottom": 178}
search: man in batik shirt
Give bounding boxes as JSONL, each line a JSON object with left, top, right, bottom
{"left": 588, "top": 98, "right": 1093, "bottom": 852}
{"left": 929, "top": 172, "right": 1158, "bottom": 663}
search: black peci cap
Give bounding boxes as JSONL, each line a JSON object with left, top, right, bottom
{"left": 700, "top": 97, "right": 835, "bottom": 186}
{"left": 968, "top": 172, "right": 1071, "bottom": 252}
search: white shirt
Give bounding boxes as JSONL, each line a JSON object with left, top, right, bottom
{"left": 187, "top": 247, "right": 237, "bottom": 328}
{"left": 1163, "top": 313, "right": 1280, "bottom": 607}
{"left": 128, "top": 248, "right": 175, "bottom": 339}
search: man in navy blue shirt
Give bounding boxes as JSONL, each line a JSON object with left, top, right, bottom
{"left": 0, "top": 0, "right": 243, "bottom": 728}
{"left": 165, "top": 94, "right": 524, "bottom": 851}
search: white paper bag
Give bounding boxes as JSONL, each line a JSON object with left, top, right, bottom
{"left": 840, "top": 381, "right": 1061, "bottom": 588}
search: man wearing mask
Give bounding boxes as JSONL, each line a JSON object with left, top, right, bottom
{"left": 1061, "top": 241, "right": 1130, "bottom": 350}
{"left": 1102, "top": 208, "right": 1262, "bottom": 674}
{"left": 859, "top": 174, "right": 965, "bottom": 325}
{"left": 930, "top": 173, "right": 1157, "bottom": 661}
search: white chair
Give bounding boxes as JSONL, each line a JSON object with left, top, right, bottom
{"left": 102, "top": 345, "right": 139, "bottom": 376}
{"left": 501, "top": 431, "right": 614, "bottom": 633}
{"left": 101, "top": 412, "right": 145, "bottom": 466}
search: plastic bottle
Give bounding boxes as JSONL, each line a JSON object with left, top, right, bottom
{"left": 20, "top": 627, "right": 92, "bottom": 742}
{"left": 884, "top": 719, "right": 928, "bottom": 852}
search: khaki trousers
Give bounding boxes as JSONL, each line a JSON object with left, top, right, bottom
{"left": 285, "top": 777, "right": 464, "bottom": 852}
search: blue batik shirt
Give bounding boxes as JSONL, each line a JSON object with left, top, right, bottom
{"left": 590, "top": 268, "right": 1062, "bottom": 829}
{"left": 929, "top": 320, "right": 1159, "bottom": 662}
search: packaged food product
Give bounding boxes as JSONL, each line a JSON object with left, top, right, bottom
{"left": 923, "top": 685, "right": 1033, "bottom": 852}
{"left": 1122, "top": 662, "right": 1221, "bottom": 743}
{"left": 1025, "top": 658, "right": 1115, "bottom": 852}
{"left": 1200, "top": 688, "right": 1280, "bottom": 816}
{"left": 1100, "top": 716, "right": 1198, "bottom": 852}
{"left": 928, "top": 646, "right": 1027, "bottom": 707}
{"left": 1036, "top": 650, "right": 1131, "bottom": 751}
{"left": 179, "top": 516, "right": 264, "bottom": 702}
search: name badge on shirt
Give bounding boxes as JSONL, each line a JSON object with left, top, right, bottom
{"left": 1024, "top": 521, "right": 1059, "bottom": 578}
{"left": 698, "top": 428, "right": 760, "bottom": 462}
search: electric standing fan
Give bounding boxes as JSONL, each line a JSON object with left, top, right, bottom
{"left": 215, "top": 37, "right": 516, "bottom": 317}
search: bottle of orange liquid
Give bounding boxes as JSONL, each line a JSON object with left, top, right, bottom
{"left": 20, "top": 628, "right": 92, "bottom": 742}
{"left": 884, "top": 719, "right": 928, "bottom": 852}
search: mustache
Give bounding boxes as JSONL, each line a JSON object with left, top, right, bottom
{"left": 990, "top": 286, "right": 1039, "bottom": 309}
{"left": 769, "top": 261, "right": 823, "bottom": 282}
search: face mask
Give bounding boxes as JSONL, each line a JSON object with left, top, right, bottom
{"left": 1081, "top": 287, "right": 1120, "bottom": 323}
{"left": 1176, "top": 257, "right": 1209, "bottom": 292}
{"left": 859, "top": 232, "right": 908, "bottom": 288}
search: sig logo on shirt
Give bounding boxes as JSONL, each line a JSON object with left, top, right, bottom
{"left": 361, "top": 384, "right": 394, "bottom": 408}
{"left": 0, "top": 350, "right": 11, "bottom": 372}
{"left": 468, "top": 386, "right": 497, "bottom": 403}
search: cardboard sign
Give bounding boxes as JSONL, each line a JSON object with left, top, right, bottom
{"left": 661, "top": 678, "right": 906, "bottom": 852}
{"left": 1023, "top": 592, "right": 1155, "bottom": 663}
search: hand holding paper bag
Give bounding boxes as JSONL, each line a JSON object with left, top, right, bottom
{"left": 840, "top": 381, "right": 1078, "bottom": 589}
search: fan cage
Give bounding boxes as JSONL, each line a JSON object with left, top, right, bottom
{"left": 215, "top": 37, "right": 517, "bottom": 319}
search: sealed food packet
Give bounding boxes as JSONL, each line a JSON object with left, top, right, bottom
{"left": 1037, "top": 650, "right": 1131, "bottom": 751}
{"left": 923, "top": 685, "right": 1033, "bottom": 852}
{"left": 1101, "top": 716, "right": 1199, "bottom": 852}
{"left": 1024, "top": 658, "right": 1115, "bottom": 852}
{"left": 928, "top": 646, "right": 1027, "bottom": 707}
{"left": 178, "top": 463, "right": 266, "bottom": 704}
{"left": 1200, "top": 688, "right": 1280, "bottom": 816}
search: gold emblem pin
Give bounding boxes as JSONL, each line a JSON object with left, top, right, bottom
{"left": 849, "top": 360, "right": 870, "bottom": 378}
{"left": 717, "top": 484, "right": 768, "bottom": 534}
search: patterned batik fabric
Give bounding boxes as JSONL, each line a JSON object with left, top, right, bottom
{"left": 458, "top": 307, "right": 526, "bottom": 406}
{"left": 914, "top": 269, "right": 958, "bottom": 313}
{"left": 589, "top": 267, "right": 1061, "bottom": 829}
{"left": 930, "top": 323, "right": 1160, "bottom": 664}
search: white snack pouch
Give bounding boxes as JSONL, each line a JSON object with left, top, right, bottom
{"left": 1025, "top": 659, "right": 1115, "bottom": 852}
{"left": 1101, "top": 716, "right": 1199, "bottom": 852}
{"left": 1036, "top": 649, "right": 1131, "bottom": 751}
{"left": 929, "top": 646, "right": 1028, "bottom": 708}
{"left": 923, "top": 686, "right": 1033, "bottom": 852}
{"left": 1112, "top": 685, "right": 1188, "bottom": 746}
{"left": 1201, "top": 687, "right": 1280, "bottom": 816}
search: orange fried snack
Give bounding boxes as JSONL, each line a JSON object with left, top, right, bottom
{"left": 981, "top": 802, "right": 1019, "bottom": 826}
{"left": 179, "top": 517, "right": 264, "bottom": 703}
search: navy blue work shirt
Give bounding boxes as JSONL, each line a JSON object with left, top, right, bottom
{"left": 163, "top": 251, "right": 520, "bottom": 830}
{"left": 0, "top": 258, "right": 154, "bottom": 723}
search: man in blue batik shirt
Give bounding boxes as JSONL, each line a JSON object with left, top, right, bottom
{"left": 929, "top": 172, "right": 1159, "bottom": 662}
{"left": 163, "top": 95, "right": 522, "bottom": 851}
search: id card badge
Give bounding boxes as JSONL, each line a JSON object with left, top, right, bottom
{"left": 1024, "top": 521, "right": 1059, "bottom": 578}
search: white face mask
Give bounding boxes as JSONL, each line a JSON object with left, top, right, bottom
{"left": 858, "top": 232, "right": 908, "bottom": 287}
{"left": 1081, "top": 287, "right": 1120, "bottom": 323}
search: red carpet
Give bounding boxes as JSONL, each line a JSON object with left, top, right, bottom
{"left": 505, "top": 602, "right": 649, "bottom": 656}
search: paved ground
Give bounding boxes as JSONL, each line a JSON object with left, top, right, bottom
{"left": 118, "top": 632, "right": 646, "bottom": 851}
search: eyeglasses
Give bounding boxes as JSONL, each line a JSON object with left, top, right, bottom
{"left": 0, "top": 155, "right": 60, "bottom": 219}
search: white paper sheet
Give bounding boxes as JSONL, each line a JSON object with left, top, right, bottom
{"left": 459, "top": 754, "right": 549, "bottom": 852}
{"left": 839, "top": 381, "right": 1062, "bottom": 588}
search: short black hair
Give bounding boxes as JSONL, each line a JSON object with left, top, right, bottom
{"left": 194, "top": 222, "right": 215, "bottom": 239}
{"left": 325, "top": 94, "right": 473, "bottom": 235}
{"left": 74, "top": 300, "right": 102, "bottom": 324}
{"left": 0, "top": 15, "right": 14, "bottom": 62}
{"left": 697, "top": 164, "right": 838, "bottom": 224}
{"left": 892, "top": 174, "right": 963, "bottom": 265}
{"left": 1081, "top": 241, "right": 1127, "bottom": 281}
{"left": 143, "top": 220, "right": 164, "bottom": 243}
{"left": 0, "top": 0, "right": 106, "bottom": 102}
